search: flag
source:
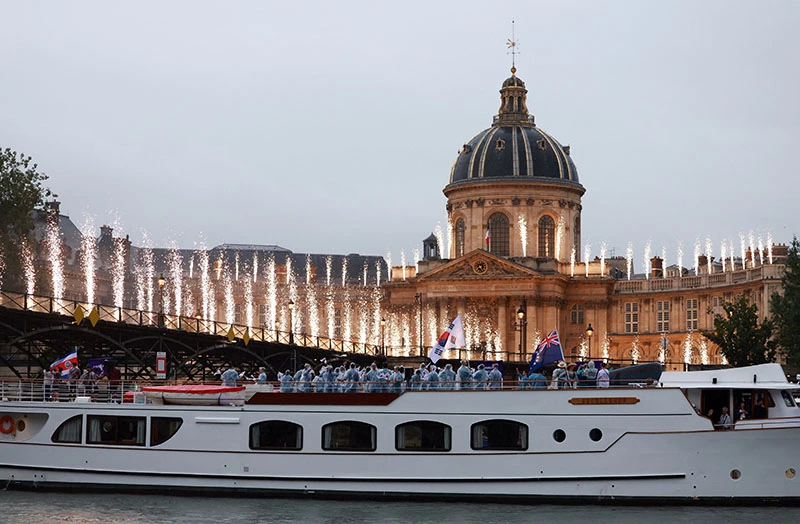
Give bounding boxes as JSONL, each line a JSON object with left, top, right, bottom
{"left": 529, "top": 329, "right": 564, "bottom": 373}
{"left": 428, "top": 314, "right": 466, "bottom": 363}
{"left": 484, "top": 226, "right": 490, "bottom": 247}
{"left": 51, "top": 350, "right": 78, "bottom": 379}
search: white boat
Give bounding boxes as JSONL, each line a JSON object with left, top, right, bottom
{"left": 1, "top": 363, "right": 799, "bottom": 504}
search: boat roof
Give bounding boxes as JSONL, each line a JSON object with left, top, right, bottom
{"left": 660, "top": 363, "right": 800, "bottom": 390}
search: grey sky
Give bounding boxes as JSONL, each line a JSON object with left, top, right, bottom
{"left": 2, "top": 1, "right": 798, "bottom": 264}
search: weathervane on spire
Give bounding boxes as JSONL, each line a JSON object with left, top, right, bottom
{"left": 506, "top": 20, "right": 519, "bottom": 73}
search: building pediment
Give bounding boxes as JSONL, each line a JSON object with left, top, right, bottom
{"left": 416, "top": 250, "right": 541, "bottom": 281}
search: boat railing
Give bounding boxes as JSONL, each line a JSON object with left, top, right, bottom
{"left": 0, "top": 377, "right": 658, "bottom": 402}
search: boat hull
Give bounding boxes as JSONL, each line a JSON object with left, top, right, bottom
{"left": 2, "top": 388, "right": 799, "bottom": 504}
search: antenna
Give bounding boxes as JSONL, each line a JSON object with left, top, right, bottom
{"left": 506, "top": 20, "right": 519, "bottom": 70}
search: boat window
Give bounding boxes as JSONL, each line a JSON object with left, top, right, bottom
{"left": 395, "top": 421, "right": 451, "bottom": 452}
{"left": 322, "top": 421, "right": 376, "bottom": 451}
{"left": 151, "top": 417, "right": 183, "bottom": 446}
{"left": 51, "top": 415, "right": 82, "bottom": 444}
{"left": 87, "top": 415, "right": 146, "bottom": 446}
{"left": 470, "top": 420, "right": 528, "bottom": 450}
{"left": 250, "top": 421, "right": 303, "bottom": 450}
{"left": 781, "top": 391, "right": 795, "bottom": 408}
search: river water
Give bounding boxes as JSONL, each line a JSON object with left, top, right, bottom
{"left": 0, "top": 491, "right": 798, "bottom": 523}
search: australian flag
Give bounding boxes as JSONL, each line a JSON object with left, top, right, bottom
{"left": 529, "top": 329, "right": 564, "bottom": 373}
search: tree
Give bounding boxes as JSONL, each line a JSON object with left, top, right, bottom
{"left": 771, "top": 237, "right": 800, "bottom": 365}
{"left": 702, "top": 293, "right": 775, "bottom": 367}
{"left": 0, "top": 147, "right": 55, "bottom": 289}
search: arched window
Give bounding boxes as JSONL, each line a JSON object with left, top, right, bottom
{"left": 487, "top": 213, "right": 510, "bottom": 257}
{"left": 538, "top": 216, "right": 555, "bottom": 258}
{"left": 250, "top": 420, "right": 302, "bottom": 450}
{"left": 570, "top": 304, "right": 584, "bottom": 325}
{"left": 322, "top": 421, "right": 376, "bottom": 451}
{"left": 573, "top": 216, "right": 581, "bottom": 262}
{"left": 470, "top": 419, "right": 528, "bottom": 450}
{"left": 395, "top": 421, "right": 451, "bottom": 452}
{"left": 455, "top": 218, "right": 465, "bottom": 258}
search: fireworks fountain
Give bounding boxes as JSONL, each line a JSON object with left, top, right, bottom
{"left": 584, "top": 243, "right": 591, "bottom": 277}
{"left": 555, "top": 215, "right": 565, "bottom": 260}
{"left": 676, "top": 242, "right": 683, "bottom": 277}
{"left": 626, "top": 242, "right": 633, "bottom": 280}
{"left": 434, "top": 223, "right": 445, "bottom": 260}
{"left": 167, "top": 246, "right": 183, "bottom": 316}
{"left": 705, "top": 237, "right": 712, "bottom": 274}
{"left": 80, "top": 214, "right": 98, "bottom": 306}
{"left": 21, "top": 239, "right": 35, "bottom": 295}
{"left": 518, "top": 214, "right": 528, "bottom": 257}
{"left": 693, "top": 238, "right": 701, "bottom": 276}
{"left": 683, "top": 333, "right": 693, "bottom": 364}
{"left": 400, "top": 250, "right": 406, "bottom": 281}
{"left": 45, "top": 218, "right": 65, "bottom": 300}
{"left": 643, "top": 241, "right": 651, "bottom": 279}
{"left": 600, "top": 242, "right": 607, "bottom": 277}
{"left": 570, "top": 246, "right": 576, "bottom": 277}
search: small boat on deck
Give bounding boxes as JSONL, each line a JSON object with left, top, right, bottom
{"left": 141, "top": 385, "right": 246, "bottom": 406}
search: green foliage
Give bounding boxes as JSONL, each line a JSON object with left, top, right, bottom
{"left": 770, "top": 237, "right": 800, "bottom": 364}
{"left": 702, "top": 294, "right": 775, "bottom": 367}
{"left": 0, "top": 148, "right": 54, "bottom": 239}
{"left": 0, "top": 147, "right": 55, "bottom": 289}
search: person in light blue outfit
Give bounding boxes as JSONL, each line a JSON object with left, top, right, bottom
{"left": 299, "top": 364, "right": 314, "bottom": 392}
{"left": 365, "top": 363, "right": 379, "bottom": 393}
{"left": 439, "top": 364, "right": 456, "bottom": 390}
{"left": 528, "top": 371, "right": 548, "bottom": 389}
{"left": 257, "top": 367, "right": 268, "bottom": 384}
{"left": 472, "top": 364, "right": 488, "bottom": 390}
{"left": 344, "top": 363, "right": 360, "bottom": 393}
{"left": 391, "top": 366, "right": 405, "bottom": 393}
{"left": 578, "top": 361, "right": 598, "bottom": 388}
{"left": 280, "top": 370, "right": 293, "bottom": 392}
{"left": 221, "top": 367, "right": 239, "bottom": 387}
{"left": 322, "top": 365, "right": 335, "bottom": 393}
{"left": 488, "top": 364, "right": 503, "bottom": 390}
{"left": 293, "top": 368, "right": 303, "bottom": 392}
{"left": 410, "top": 369, "right": 423, "bottom": 391}
{"left": 377, "top": 366, "right": 391, "bottom": 393}
{"left": 457, "top": 360, "right": 472, "bottom": 390}
{"left": 518, "top": 369, "right": 528, "bottom": 390}
{"left": 426, "top": 365, "right": 439, "bottom": 390}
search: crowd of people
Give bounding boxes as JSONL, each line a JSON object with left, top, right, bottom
{"left": 219, "top": 359, "right": 615, "bottom": 393}
{"left": 41, "top": 361, "right": 122, "bottom": 402}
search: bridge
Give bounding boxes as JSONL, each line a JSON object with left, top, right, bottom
{"left": 0, "top": 289, "right": 387, "bottom": 381}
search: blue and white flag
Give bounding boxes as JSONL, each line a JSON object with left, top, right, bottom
{"left": 428, "top": 315, "right": 465, "bottom": 363}
{"left": 529, "top": 329, "right": 564, "bottom": 373}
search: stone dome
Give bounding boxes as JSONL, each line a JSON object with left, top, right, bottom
{"left": 447, "top": 68, "right": 581, "bottom": 187}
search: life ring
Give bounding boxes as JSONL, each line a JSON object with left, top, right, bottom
{"left": 0, "top": 415, "right": 14, "bottom": 434}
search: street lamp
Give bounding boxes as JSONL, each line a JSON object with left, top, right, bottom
{"left": 586, "top": 323, "right": 594, "bottom": 359}
{"left": 288, "top": 299, "right": 295, "bottom": 372}
{"left": 380, "top": 317, "right": 386, "bottom": 356}
{"left": 287, "top": 300, "right": 294, "bottom": 345}
{"left": 158, "top": 273, "right": 166, "bottom": 327}
{"left": 516, "top": 301, "right": 527, "bottom": 360}
{"left": 415, "top": 293, "right": 423, "bottom": 357}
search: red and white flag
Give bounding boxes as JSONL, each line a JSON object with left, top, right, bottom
{"left": 484, "top": 226, "right": 490, "bottom": 248}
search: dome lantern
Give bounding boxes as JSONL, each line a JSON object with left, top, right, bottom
{"left": 498, "top": 67, "right": 532, "bottom": 124}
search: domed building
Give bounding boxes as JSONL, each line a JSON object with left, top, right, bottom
{"left": 446, "top": 66, "right": 582, "bottom": 261}
{"left": 382, "top": 66, "right": 786, "bottom": 368}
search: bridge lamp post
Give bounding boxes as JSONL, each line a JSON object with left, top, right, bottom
{"left": 158, "top": 273, "right": 166, "bottom": 327}
{"left": 288, "top": 300, "right": 295, "bottom": 371}
{"left": 381, "top": 317, "right": 387, "bottom": 356}
{"left": 586, "top": 323, "right": 594, "bottom": 360}
{"left": 415, "top": 293, "right": 423, "bottom": 357}
{"left": 516, "top": 302, "right": 527, "bottom": 360}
